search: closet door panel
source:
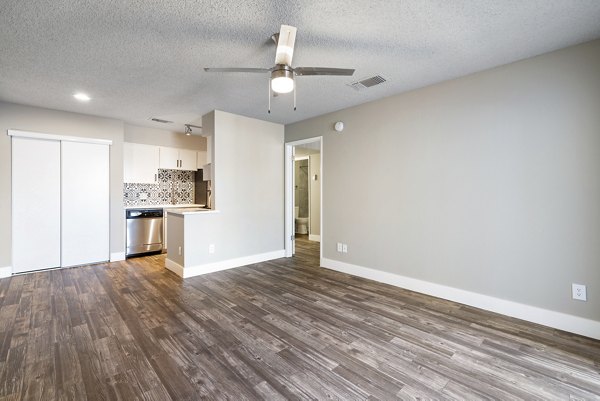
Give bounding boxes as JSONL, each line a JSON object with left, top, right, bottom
{"left": 61, "top": 141, "right": 110, "bottom": 267}
{"left": 12, "top": 137, "right": 61, "bottom": 273}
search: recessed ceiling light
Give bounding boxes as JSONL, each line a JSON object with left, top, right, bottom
{"left": 73, "top": 93, "right": 91, "bottom": 102}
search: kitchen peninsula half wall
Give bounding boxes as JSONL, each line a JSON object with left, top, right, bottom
{"left": 165, "top": 111, "right": 285, "bottom": 278}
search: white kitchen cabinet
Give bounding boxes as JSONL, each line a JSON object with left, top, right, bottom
{"left": 206, "top": 135, "right": 213, "bottom": 163}
{"left": 163, "top": 213, "right": 168, "bottom": 250}
{"left": 12, "top": 137, "right": 62, "bottom": 273}
{"left": 196, "top": 150, "right": 207, "bottom": 169}
{"left": 124, "top": 142, "right": 159, "bottom": 183}
{"left": 159, "top": 146, "right": 197, "bottom": 171}
{"left": 179, "top": 149, "right": 197, "bottom": 170}
{"left": 61, "top": 141, "right": 110, "bottom": 267}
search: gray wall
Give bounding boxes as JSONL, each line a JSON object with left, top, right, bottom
{"left": 124, "top": 124, "right": 206, "bottom": 150}
{"left": 0, "top": 101, "right": 125, "bottom": 266}
{"left": 285, "top": 40, "right": 600, "bottom": 321}
{"left": 184, "top": 110, "right": 284, "bottom": 266}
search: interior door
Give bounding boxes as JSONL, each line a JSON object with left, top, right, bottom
{"left": 292, "top": 146, "right": 296, "bottom": 255}
{"left": 12, "top": 137, "right": 61, "bottom": 273}
{"left": 61, "top": 141, "right": 110, "bottom": 267}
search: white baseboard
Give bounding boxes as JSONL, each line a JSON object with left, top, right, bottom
{"left": 165, "top": 258, "right": 184, "bottom": 277}
{"left": 167, "top": 250, "right": 286, "bottom": 279}
{"left": 322, "top": 258, "right": 600, "bottom": 340}
{"left": 110, "top": 252, "right": 126, "bottom": 262}
{"left": 308, "top": 234, "right": 321, "bottom": 242}
{"left": 0, "top": 266, "right": 12, "bottom": 279}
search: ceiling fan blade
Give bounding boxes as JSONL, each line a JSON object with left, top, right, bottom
{"left": 294, "top": 67, "right": 355, "bottom": 76}
{"left": 204, "top": 67, "right": 270, "bottom": 73}
{"left": 274, "top": 25, "right": 297, "bottom": 66}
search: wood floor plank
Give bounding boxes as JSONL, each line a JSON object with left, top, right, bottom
{"left": 0, "top": 235, "right": 598, "bottom": 400}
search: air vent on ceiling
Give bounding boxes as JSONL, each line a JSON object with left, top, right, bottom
{"left": 347, "top": 75, "right": 387, "bottom": 91}
{"left": 150, "top": 118, "right": 174, "bottom": 124}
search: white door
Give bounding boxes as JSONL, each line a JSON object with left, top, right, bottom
{"left": 12, "top": 137, "right": 61, "bottom": 273}
{"left": 61, "top": 141, "right": 110, "bottom": 267}
{"left": 292, "top": 146, "right": 296, "bottom": 255}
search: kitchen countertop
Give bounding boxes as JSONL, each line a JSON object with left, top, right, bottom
{"left": 125, "top": 204, "right": 205, "bottom": 210}
{"left": 166, "top": 207, "right": 219, "bottom": 215}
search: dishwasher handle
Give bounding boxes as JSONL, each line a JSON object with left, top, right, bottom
{"left": 126, "top": 209, "right": 163, "bottom": 219}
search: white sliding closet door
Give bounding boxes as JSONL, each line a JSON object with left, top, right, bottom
{"left": 12, "top": 137, "right": 61, "bottom": 273}
{"left": 61, "top": 141, "right": 110, "bottom": 266}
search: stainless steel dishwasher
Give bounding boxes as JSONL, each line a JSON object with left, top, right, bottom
{"left": 126, "top": 209, "right": 163, "bottom": 257}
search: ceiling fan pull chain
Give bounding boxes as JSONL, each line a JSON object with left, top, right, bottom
{"left": 268, "top": 79, "right": 271, "bottom": 114}
{"left": 293, "top": 81, "right": 297, "bottom": 111}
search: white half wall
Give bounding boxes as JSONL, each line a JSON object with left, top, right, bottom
{"left": 178, "top": 111, "right": 285, "bottom": 274}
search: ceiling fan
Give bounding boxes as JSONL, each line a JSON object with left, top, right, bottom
{"left": 204, "top": 25, "right": 355, "bottom": 112}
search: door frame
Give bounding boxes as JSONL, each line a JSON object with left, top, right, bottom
{"left": 285, "top": 137, "right": 323, "bottom": 264}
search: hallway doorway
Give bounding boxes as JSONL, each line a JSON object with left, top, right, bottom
{"left": 285, "top": 137, "right": 322, "bottom": 264}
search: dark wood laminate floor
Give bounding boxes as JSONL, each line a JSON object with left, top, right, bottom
{"left": 1, "top": 238, "right": 599, "bottom": 400}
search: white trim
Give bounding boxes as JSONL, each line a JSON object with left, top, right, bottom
{"left": 321, "top": 258, "right": 600, "bottom": 340}
{"left": 165, "top": 258, "right": 184, "bottom": 277}
{"left": 0, "top": 266, "right": 12, "bottom": 279}
{"left": 8, "top": 129, "right": 113, "bottom": 145}
{"left": 110, "top": 252, "right": 126, "bottom": 262}
{"left": 294, "top": 155, "right": 310, "bottom": 161}
{"left": 167, "top": 250, "right": 285, "bottom": 279}
{"left": 309, "top": 234, "right": 321, "bottom": 242}
{"left": 285, "top": 137, "right": 323, "bottom": 264}
{"left": 285, "top": 145, "right": 294, "bottom": 257}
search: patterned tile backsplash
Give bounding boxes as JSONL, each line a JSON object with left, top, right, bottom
{"left": 123, "top": 169, "right": 195, "bottom": 206}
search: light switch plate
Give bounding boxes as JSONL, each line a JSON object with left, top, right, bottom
{"left": 336, "top": 242, "right": 343, "bottom": 252}
{"left": 342, "top": 244, "right": 348, "bottom": 253}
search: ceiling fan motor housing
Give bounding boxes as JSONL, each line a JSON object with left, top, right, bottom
{"left": 271, "top": 65, "right": 295, "bottom": 93}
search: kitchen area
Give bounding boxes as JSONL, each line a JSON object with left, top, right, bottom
{"left": 123, "top": 125, "right": 216, "bottom": 259}
{"left": 123, "top": 111, "right": 285, "bottom": 280}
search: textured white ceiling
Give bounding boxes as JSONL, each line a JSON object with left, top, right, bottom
{"left": 1, "top": 1, "right": 600, "bottom": 132}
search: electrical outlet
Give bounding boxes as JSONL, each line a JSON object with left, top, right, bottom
{"left": 209, "top": 244, "right": 215, "bottom": 254}
{"left": 342, "top": 243, "right": 348, "bottom": 253}
{"left": 572, "top": 284, "right": 587, "bottom": 301}
{"left": 178, "top": 246, "right": 182, "bottom": 256}
{"left": 337, "top": 242, "right": 343, "bottom": 252}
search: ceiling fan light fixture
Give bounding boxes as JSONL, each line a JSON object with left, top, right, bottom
{"left": 271, "top": 67, "right": 294, "bottom": 94}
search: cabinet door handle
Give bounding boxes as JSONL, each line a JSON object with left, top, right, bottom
{"left": 155, "top": 173, "right": 157, "bottom": 182}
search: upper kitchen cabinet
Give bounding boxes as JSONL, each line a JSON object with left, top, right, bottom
{"left": 159, "top": 146, "right": 197, "bottom": 171}
{"left": 196, "top": 150, "right": 207, "bottom": 169}
{"left": 124, "top": 142, "right": 159, "bottom": 183}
